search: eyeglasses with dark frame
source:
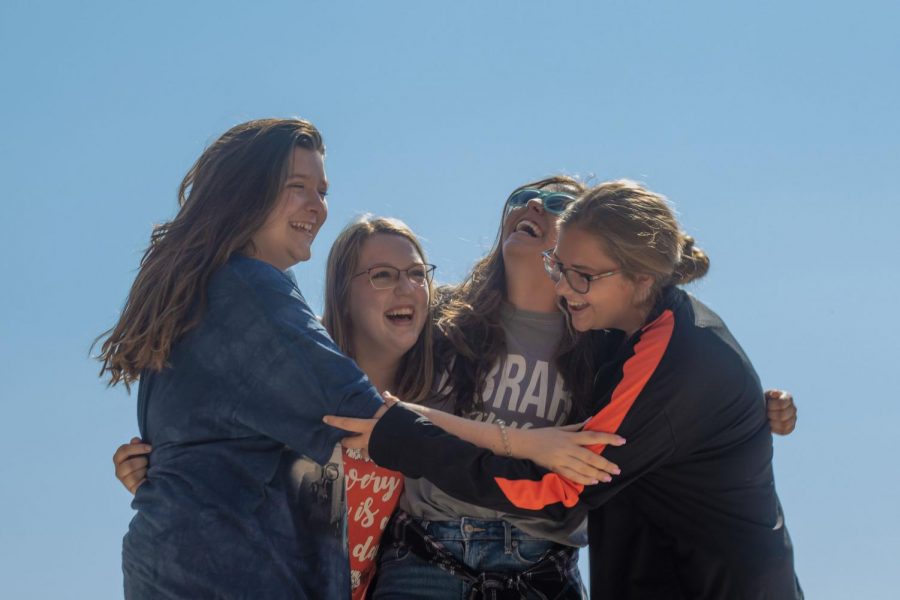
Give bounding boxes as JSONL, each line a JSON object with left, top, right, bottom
{"left": 541, "top": 250, "right": 621, "bottom": 294}
{"left": 352, "top": 264, "right": 437, "bottom": 290}
{"left": 505, "top": 188, "right": 576, "bottom": 215}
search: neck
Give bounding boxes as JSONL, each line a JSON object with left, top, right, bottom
{"left": 622, "top": 304, "right": 653, "bottom": 338}
{"left": 353, "top": 349, "right": 400, "bottom": 394}
{"left": 505, "top": 257, "right": 559, "bottom": 313}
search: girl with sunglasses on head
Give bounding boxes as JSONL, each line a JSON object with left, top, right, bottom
{"left": 329, "top": 177, "right": 796, "bottom": 599}
{"left": 348, "top": 180, "right": 802, "bottom": 599}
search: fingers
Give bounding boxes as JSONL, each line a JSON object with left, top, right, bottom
{"left": 765, "top": 390, "right": 797, "bottom": 436}
{"left": 765, "top": 390, "right": 794, "bottom": 411}
{"left": 572, "top": 431, "right": 626, "bottom": 447}
{"left": 323, "top": 415, "right": 375, "bottom": 434}
{"left": 556, "top": 466, "right": 602, "bottom": 486}
{"left": 558, "top": 423, "right": 582, "bottom": 432}
{"left": 116, "top": 453, "right": 149, "bottom": 476}
{"left": 556, "top": 460, "right": 620, "bottom": 486}
{"left": 112, "top": 440, "right": 152, "bottom": 467}
{"left": 770, "top": 412, "right": 798, "bottom": 435}
{"left": 381, "top": 391, "right": 400, "bottom": 407}
{"left": 572, "top": 447, "right": 621, "bottom": 476}
{"left": 112, "top": 438, "right": 151, "bottom": 495}
{"left": 121, "top": 467, "right": 148, "bottom": 494}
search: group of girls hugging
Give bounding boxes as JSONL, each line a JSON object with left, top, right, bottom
{"left": 100, "top": 118, "right": 803, "bottom": 599}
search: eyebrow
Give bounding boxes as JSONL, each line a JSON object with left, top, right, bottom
{"left": 365, "top": 261, "right": 427, "bottom": 269}
{"left": 285, "top": 174, "right": 328, "bottom": 191}
{"left": 553, "top": 254, "right": 607, "bottom": 273}
{"left": 570, "top": 263, "right": 603, "bottom": 272}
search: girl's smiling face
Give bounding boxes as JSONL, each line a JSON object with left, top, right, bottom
{"left": 552, "top": 225, "right": 653, "bottom": 335}
{"left": 348, "top": 233, "right": 430, "bottom": 363}
{"left": 249, "top": 147, "right": 328, "bottom": 270}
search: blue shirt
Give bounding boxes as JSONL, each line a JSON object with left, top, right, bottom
{"left": 123, "top": 254, "right": 383, "bottom": 599}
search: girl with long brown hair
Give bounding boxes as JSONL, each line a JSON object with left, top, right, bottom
{"left": 98, "top": 118, "right": 390, "bottom": 598}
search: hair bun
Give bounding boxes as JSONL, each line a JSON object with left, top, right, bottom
{"left": 673, "top": 234, "right": 710, "bottom": 284}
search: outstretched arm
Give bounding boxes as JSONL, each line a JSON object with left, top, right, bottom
{"left": 326, "top": 399, "right": 625, "bottom": 486}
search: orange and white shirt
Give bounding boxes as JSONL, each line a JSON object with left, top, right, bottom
{"left": 343, "top": 447, "right": 404, "bottom": 600}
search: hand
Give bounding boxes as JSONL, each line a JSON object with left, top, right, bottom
{"left": 323, "top": 399, "right": 391, "bottom": 459}
{"left": 765, "top": 390, "right": 797, "bottom": 436}
{"left": 113, "top": 437, "right": 152, "bottom": 494}
{"left": 511, "top": 424, "right": 626, "bottom": 486}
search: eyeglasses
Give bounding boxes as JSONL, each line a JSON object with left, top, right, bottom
{"left": 506, "top": 188, "right": 576, "bottom": 215}
{"left": 352, "top": 264, "right": 436, "bottom": 290}
{"left": 542, "top": 250, "right": 621, "bottom": 294}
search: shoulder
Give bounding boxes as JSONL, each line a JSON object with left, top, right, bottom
{"left": 211, "top": 255, "right": 313, "bottom": 313}
{"left": 214, "top": 254, "right": 297, "bottom": 297}
{"left": 205, "top": 255, "right": 322, "bottom": 341}
{"left": 661, "top": 290, "right": 757, "bottom": 386}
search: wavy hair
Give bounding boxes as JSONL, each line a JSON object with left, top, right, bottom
{"left": 435, "top": 175, "right": 599, "bottom": 419}
{"left": 322, "top": 216, "right": 436, "bottom": 404}
{"left": 96, "top": 118, "right": 325, "bottom": 388}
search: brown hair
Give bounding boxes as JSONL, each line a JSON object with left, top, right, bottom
{"left": 559, "top": 179, "right": 710, "bottom": 304}
{"left": 322, "top": 216, "right": 436, "bottom": 403}
{"left": 435, "top": 175, "right": 595, "bottom": 418}
{"left": 97, "top": 118, "right": 325, "bottom": 388}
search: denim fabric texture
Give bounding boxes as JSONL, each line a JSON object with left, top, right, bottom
{"left": 122, "top": 254, "right": 384, "bottom": 599}
{"left": 371, "top": 516, "right": 585, "bottom": 599}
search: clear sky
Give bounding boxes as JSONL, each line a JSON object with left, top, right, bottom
{"left": 1, "top": 1, "right": 898, "bottom": 597}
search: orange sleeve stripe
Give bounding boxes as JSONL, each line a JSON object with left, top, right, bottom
{"left": 494, "top": 309, "right": 676, "bottom": 510}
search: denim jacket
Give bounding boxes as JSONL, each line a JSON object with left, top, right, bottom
{"left": 123, "top": 254, "right": 383, "bottom": 599}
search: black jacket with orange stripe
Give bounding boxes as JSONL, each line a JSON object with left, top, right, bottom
{"left": 369, "top": 287, "right": 802, "bottom": 599}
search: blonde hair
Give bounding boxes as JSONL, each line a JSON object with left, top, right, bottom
{"left": 560, "top": 180, "right": 710, "bottom": 303}
{"left": 322, "top": 216, "right": 436, "bottom": 403}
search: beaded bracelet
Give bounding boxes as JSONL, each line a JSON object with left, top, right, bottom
{"left": 495, "top": 419, "right": 513, "bottom": 457}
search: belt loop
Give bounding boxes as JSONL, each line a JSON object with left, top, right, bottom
{"left": 504, "top": 521, "right": 513, "bottom": 554}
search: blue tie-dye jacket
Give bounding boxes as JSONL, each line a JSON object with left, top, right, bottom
{"left": 122, "top": 254, "right": 383, "bottom": 599}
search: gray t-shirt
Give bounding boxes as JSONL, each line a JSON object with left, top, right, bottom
{"left": 399, "top": 304, "right": 588, "bottom": 546}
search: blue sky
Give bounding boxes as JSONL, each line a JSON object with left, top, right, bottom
{"left": 1, "top": 1, "right": 898, "bottom": 597}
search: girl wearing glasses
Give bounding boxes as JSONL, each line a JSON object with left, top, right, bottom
{"left": 347, "top": 180, "right": 802, "bottom": 599}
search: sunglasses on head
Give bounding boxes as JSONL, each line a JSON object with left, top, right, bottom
{"left": 505, "top": 188, "right": 576, "bottom": 215}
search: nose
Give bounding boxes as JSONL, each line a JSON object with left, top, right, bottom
{"left": 306, "top": 190, "right": 328, "bottom": 225}
{"left": 554, "top": 272, "right": 572, "bottom": 296}
{"left": 394, "top": 272, "right": 418, "bottom": 295}
{"left": 525, "top": 197, "right": 545, "bottom": 214}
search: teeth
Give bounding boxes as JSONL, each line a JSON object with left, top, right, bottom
{"left": 290, "top": 222, "right": 313, "bottom": 233}
{"left": 514, "top": 219, "right": 543, "bottom": 238}
{"left": 386, "top": 307, "right": 414, "bottom": 317}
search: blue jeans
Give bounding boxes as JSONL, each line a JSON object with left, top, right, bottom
{"left": 370, "top": 516, "right": 586, "bottom": 599}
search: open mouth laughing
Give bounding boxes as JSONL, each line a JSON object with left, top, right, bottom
{"left": 385, "top": 306, "right": 415, "bottom": 324}
{"left": 513, "top": 218, "right": 544, "bottom": 239}
{"left": 289, "top": 221, "right": 315, "bottom": 235}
